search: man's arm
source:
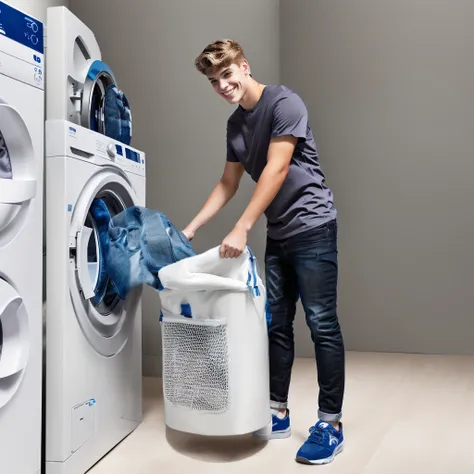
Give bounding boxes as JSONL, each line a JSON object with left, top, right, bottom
{"left": 220, "top": 135, "right": 297, "bottom": 258}
{"left": 183, "top": 161, "right": 245, "bottom": 240}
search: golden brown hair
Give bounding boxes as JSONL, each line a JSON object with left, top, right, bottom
{"left": 194, "top": 39, "right": 247, "bottom": 75}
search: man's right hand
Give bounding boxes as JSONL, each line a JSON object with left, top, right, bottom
{"left": 182, "top": 227, "right": 195, "bottom": 241}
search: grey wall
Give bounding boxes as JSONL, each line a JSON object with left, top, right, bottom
{"left": 281, "top": 0, "right": 474, "bottom": 355}
{"left": 7, "top": 0, "right": 68, "bottom": 22}
{"left": 69, "top": 0, "right": 280, "bottom": 375}
{"left": 68, "top": 0, "right": 473, "bottom": 367}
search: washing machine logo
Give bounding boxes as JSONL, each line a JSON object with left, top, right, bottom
{"left": 88, "top": 399, "right": 96, "bottom": 407}
{"left": 69, "top": 126, "right": 77, "bottom": 134}
{"left": 33, "top": 54, "right": 41, "bottom": 64}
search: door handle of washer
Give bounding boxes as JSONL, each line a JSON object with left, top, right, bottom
{"left": 0, "top": 178, "right": 36, "bottom": 203}
{"left": 76, "top": 226, "right": 95, "bottom": 300}
{"left": 0, "top": 280, "right": 29, "bottom": 378}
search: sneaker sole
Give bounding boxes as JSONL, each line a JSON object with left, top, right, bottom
{"left": 269, "top": 427, "right": 292, "bottom": 440}
{"left": 253, "top": 427, "right": 291, "bottom": 441}
{"left": 295, "top": 441, "right": 344, "bottom": 465}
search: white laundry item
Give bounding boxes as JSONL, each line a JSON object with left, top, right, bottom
{"left": 158, "top": 246, "right": 271, "bottom": 436}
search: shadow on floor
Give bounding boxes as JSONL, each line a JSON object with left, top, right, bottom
{"left": 165, "top": 426, "right": 268, "bottom": 463}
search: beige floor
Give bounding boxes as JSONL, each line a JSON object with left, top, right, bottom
{"left": 90, "top": 352, "right": 474, "bottom": 473}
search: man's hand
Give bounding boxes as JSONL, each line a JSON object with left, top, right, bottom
{"left": 220, "top": 225, "right": 248, "bottom": 258}
{"left": 182, "top": 227, "right": 195, "bottom": 241}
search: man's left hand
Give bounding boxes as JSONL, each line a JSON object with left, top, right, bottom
{"left": 220, "top": 226, "right": 248, "bottom": 258}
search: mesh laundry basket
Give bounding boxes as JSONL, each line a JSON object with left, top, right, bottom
{"left": 158, "top": 246, "right": 271, "bottom": 436}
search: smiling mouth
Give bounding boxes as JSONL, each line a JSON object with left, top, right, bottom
{"left": 222, "top": 87, "right": 236, "bottom": 97}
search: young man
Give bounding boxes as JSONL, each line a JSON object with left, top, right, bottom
{"left": 183, "top": 39, "right": 345, "bottom": 465}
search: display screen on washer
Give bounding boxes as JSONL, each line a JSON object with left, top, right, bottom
{"left": 0, "top": 2, "right": 44, "bottom": 54}
{"left": 115, "top": 145, "right": 141, "bottom": 164}
{"left": 125, "top": 148, "right": 140, "bottom": 163}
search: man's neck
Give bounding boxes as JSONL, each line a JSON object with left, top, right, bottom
{"left": 239, "top": 79, "right": 266, "bottom": 110}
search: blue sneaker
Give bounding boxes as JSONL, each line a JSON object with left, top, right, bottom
{"left": 295, "top": 420, "right": 344, "bottom": 464}
{"left": 253, "top": 409, "right": 291, "bottom": 440}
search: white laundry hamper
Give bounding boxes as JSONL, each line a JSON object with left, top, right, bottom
{"left": 157, "top": 246, "right": 271, "bottom": 436}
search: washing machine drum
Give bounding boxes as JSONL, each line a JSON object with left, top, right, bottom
{"left": 0, "top": 131, "right": 12, "bottom": 179}
{"left": 82, "top": 60, "right": 132, "bottom": 145}
{"left": 69, "top": 174, "right": 141, "bottom": 356}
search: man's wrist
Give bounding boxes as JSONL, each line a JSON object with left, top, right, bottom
{"left": 185, "top": 223, "right": 198, "bottom": 234}
{"left": 234, "top": 220, "right": 252, "bottom": 233}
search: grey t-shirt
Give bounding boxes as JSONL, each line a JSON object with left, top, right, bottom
{"left": 226, "top": 84, "right": 337, "bottom": 240}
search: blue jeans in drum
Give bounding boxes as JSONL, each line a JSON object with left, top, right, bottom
{"left": 106, "top": 206, "right": 196, "bottom": 299}
{"left": 265, "top": 219, "right": 345, "bottom": 422}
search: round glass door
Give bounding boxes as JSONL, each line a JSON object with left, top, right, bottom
{"left": 69, "top": 170, "right": 141, "bottom": 357}
{"left": 81, "top": 60, "right": 116, "bottom": 134}
{"left": 0, "top": 99, "right": 37, "bottom": 248}
{"left": 0, "top": 278, "right": 29, "bottom": 409}
{"left": 83, "top": 189, "right": 125, "bottom": 316}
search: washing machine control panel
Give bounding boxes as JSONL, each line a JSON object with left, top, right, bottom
{"left": 94, "top": 136, "right": 145, "bottom": 176}
{"left": 0, "top": 2, "right": 44, "bottom": 90}
{"left": 0, "top": 2, "right": 44, "bottom": 54}
{"left": 46, "top": 121, "right": 146, "bottom": 177}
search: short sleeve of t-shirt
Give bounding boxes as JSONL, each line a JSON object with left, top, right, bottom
{"left": 226, "top": 121, "right": 239, "bottom": 162}
{"left": 271, "top": 93, "right": 308, "bottom": 141}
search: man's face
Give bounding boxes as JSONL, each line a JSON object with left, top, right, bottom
{"left": 207, "top": 61, "right": 251, "bottom": 105}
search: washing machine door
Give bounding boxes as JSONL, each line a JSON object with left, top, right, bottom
{"left": 0, "top": 278, "right": 29, "bottom": 408}
{"left": 68, "top": 168, "right": 141, "bottom": 357}
{"left": 0, "top": 100, "right": 37, "bottom": 248}
{"left": 80, "top": 60, "right": 117, "bottom": 134}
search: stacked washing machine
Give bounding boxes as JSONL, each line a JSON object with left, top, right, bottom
{"left": 44, "top": 6, "right": 145, "bottom": 474}
{"left": 0, "top": 2, "right": 44, "bottom": 474}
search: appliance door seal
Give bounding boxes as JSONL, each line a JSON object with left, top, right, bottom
{"left": 68, "top": 168, "right": 141, "bottom": 357}
{"left": 81, "top": 60, "right": 116, "bottom": 133}
{"left": 0, "top": 100, "right": 37, "bottom": 248}
{"left": 0, "top": 278, "right": 29, "bottom": 408}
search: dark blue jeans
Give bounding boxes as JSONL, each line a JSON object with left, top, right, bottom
{"left": 265, "top": 219, "right": 345, "bottom": 422}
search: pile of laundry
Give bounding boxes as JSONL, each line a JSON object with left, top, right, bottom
{"left": 88, "top": 200, "right": 196, "bottom": 302}
{"left": 102, "top": 85, "right": 132, "bottom": 145}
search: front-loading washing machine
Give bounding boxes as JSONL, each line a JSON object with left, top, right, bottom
{"left": 45, "top": 121, "right": 145, "bottom": 474}
{"left": 0, "top": 2, "right": 44, "bottom": 473}
{"left": 44, "top": 6, "right": 145, "bottom": 474}
{"left": 46, "top": 6, "right": 130, "bottom": 138}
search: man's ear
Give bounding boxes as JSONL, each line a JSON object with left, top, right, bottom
{"left": 240, "top": 59, "right": 251, "bottom": 76}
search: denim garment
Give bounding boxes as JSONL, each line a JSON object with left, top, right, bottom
{"left": 88, "top": 198, "right": 114, "bottom": 305}
{"left": 103, "top": 85, "right": 132, "bottom": 145}
{"left": 0, "top": 131, "right": 12, "bottom": 179}
{"left": 106, "top": 206, "right": 196, "bottom": 299}
{"left": 265, "top": 219, "right": 345, "bottom": 422}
